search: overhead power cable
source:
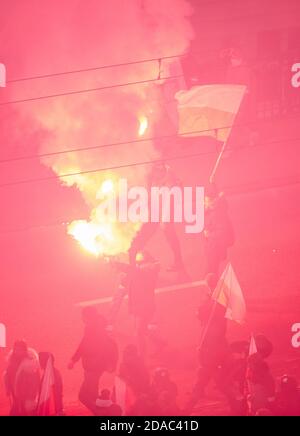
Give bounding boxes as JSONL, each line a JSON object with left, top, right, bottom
{"left": 0, "top": 136, "right": 299, "bottom": 189}
{"left": 1, "top": 113, "right": 300, "bottom": 164}
{"left": 0, "top": 74, "right": 183, "bottom": 106}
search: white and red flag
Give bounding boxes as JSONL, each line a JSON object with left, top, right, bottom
{"left": 249, "top": 334, "right": 258, "bottom": 356}
{"left": 0, "top": 323, "right": 6, "bottom": 348}
{"left": 212, "top": 262, "right": 246, "bottom": 323}
{"left": 175, "top": 84, "right": 246, "bottom": 141}
{"left": 37, "top": 357, "right": 56, "bottom": 416}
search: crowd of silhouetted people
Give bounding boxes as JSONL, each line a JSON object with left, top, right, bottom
{"left": 3, "top": 305, "right": 300, "bottom": 416}
{"left": 3, "top": 183, "right": 300, "bottom": 416}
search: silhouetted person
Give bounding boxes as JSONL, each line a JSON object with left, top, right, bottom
{"left": 68, "top": 308, "right": 118, "bottom": 414}
{"left": 246, "top": 353, "right": 276, "bottom": 415}
{"left": 38, "top": 352, "right": 64, "bottom": 415}
{"left": 274, "top": 375, "right": 300, "bottom": 416}
{"left": 186, "top": 275, "right": 228, "bottom": 411}
{"left": 109, "top": 255, "right": 164, "bottom": 356}
{"left": 4, "top": 340, "right": 40, "bottom": 416}
{"left": 128, "top": 393, "right": 158, "bottom": 416}
{"left": 95, "top": 389, "right": 122, "bottom": 416}
{"left": 246, "top": 336, "right": 275, "bottom": 415}
{"left": 137, "top": 369, "right": 180, "bottom": 416}
{"left": 119, "top": 344, "right": 150, "bottom": 396}
{"left": 129, "top": 162, "right": 185, "bottom": 272}
{"left": 204, "top": 183, "right": 234, "bottom": 277}
{"left": 127, "top": 253, "right": 160, "bottom": 355}
{"left": 150, "top": 367, "right": 178, "bottom": 402}
{"left": 157, "top": 390, "right": 181, "bottom": 416}
{"left": 218, "top": 341, "right": 249, "bottom": 415}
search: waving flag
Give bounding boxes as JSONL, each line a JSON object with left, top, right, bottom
{"left": 249, "top": 334, "right": 258, "bottom": 356}
{"left": 37, "top": 357, "right": 56, "bottom": 416}
{"left": 0, "top": 323, "right": 6, "bottom": 348}
{"left": 0, "top": 63, "right": 6, "bottom": 88}
{"left": 175, "top": 84, "right": 246, "bottom": 141}
{"left": 212, "top": 263, "right": 246, "bottom": 323}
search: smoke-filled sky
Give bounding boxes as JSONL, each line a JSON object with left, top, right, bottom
{"left": 0, "top": 0, "right": 195, "bottom": 254}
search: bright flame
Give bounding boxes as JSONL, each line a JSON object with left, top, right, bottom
{"left": 136, "top": 252, "right": 145, "bottom": 263}
{"left": 68, "top": 220, "right": 114, "bottom": 257}
{"left": 68, "top": 217, "right": 140, "bottom": 257}
{"left": 138, "top": 116, "right": 148, "bottom": 136}
{"left": 68, "top": 174, "right": 141, "bottom": 257}
{"left": 100, "top": 179, "right": 115, "bottom": 196}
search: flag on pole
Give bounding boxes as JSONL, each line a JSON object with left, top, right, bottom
{"left": 244, "top": 334, "right": 258, "bottom": 412}
{"left": 0, "top": 63, "right": 6, "bottom": 88}
{"left": 175, "top": 84, "right": 247, "bottom": 141}
{"left": 212, "top": 263, "right": 246, "bottom": 323}
{"left": 37, "top": 357, "right": 56, "bottom": 416}
{"left": 249, "top": 334, "right": 258, "bottom": 356}
{"left": 0, "top": 323, "right": 6, "bottom": 348}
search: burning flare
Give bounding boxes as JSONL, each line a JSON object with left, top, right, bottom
{"left": 68, "top": 177, "right": 140, "bottom": 256}
{"left": 67, "top": 116, "right": 149, "bottom": 257}
{"left": 68, "top": 220, "right": 113, "bottom": 257}
{"left": 138, "top": 115, "right": 148, "bottom": 137}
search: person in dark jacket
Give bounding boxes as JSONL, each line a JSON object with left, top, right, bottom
{"left": 68, "top": 308, "right": 118, "bottom": 414}
{"left": 204, "top": 183, "right": 234, "bottom": 277}
{"left": 246, "top": 353, "right": 276, "bottom": 415}
{"left": 218, "top": 341, "right": 249, "bottom": 416}
{"left": 129, "top": 162, "right": 185, "bottom": 273}
{"left": 245, "top": 336, "right": 275, "bottom": 415}
{"left": 119, "top": 344, "right": 150, "bottom": 396}
{"left": 186, "top": 275, "right": 228, "bottom": 411}
{"left": 150, "top": 367, "right": 178, "bottom": 402}
{"left": 274, "top": 375, "right": 300, "bottom": 416}
{"left": 109, "top": 253, "right": 164, "bottom": 356}
{"left": 127, "top": 253, "right": 160, "bottom": 355}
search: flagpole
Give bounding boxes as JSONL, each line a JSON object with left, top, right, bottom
{"left": 198, "top": 297, "right": 218, "bottom": 353}
{"left": 209, "top": 89, "right": 246, "bottom": 183}
{"left": 209, "top": 138, "right": 228, "bottom": 183}
{"left": 198, "top": 263, "right": 230, "bottom": 354}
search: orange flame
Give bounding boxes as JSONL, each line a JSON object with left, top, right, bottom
{"left": 138, "top": 115, "right": 148, "bottom": 136}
